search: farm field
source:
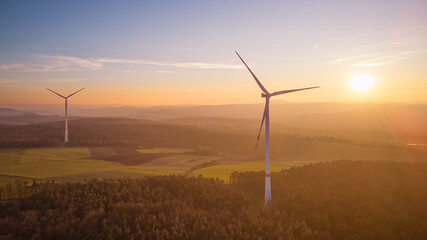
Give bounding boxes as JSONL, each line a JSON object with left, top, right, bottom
{"left": 137, "top": 148, "right": 193, "bottom": 154}
{"left": 0, "top": 147, "right": 122, "bottom": 187}
{"left": 0, "top": 147, "right": 311, "bottom": 187}
{"left": 141, "top": 154, "right": 224, "bottom": 173}
{"left": 190, "top": 161, "right": 316, "bottom": 183}
{"left": 0, "top": 147, "right": 177, "bottom": 187}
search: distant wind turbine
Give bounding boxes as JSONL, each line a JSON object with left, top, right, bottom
{"left": 46, "top": 88, "right": 85, "bottom": 143}
{"left": 235, "top": 51, "right": 319, "bottom": 205}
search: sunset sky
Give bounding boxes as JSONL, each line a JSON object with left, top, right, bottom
{"left": 1, "top": 0, "right": 426, "bottom": 105}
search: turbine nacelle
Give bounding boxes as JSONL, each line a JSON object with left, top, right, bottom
{"left": 261, "top": 93, "right": 268, "bottom": 98}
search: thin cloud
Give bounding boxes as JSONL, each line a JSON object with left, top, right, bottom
{"left": 326, "top": 54, "right": 375, "bottom": 65}
{"left": 99, "top": 57, "right": 241, "bottom": 69}
{"left": 170, "top": 62, "right": 241, "bottom": 69}
{"left": 0, "top": 55, "right": 103, "bottom": 72}
{"left": 0, "top": 55, "right": 241, "bottom": 72}
{"left": 155, "top": 46, "right": 204, "bottom": 52}
{"left": 351, "top": 51, "right": 418, "bottom": 67}
{"left": 0, "top": 64, "right": 28, "bottom": 71}
{"left": 122, "top": 70, "right": 177, "bottom": 74}
{"left": 351, "top": 63, "right": 383, "bottom": 67}
{"left": 35, "top": 78, "right": 87, "bottom": 83}
{"left": 392, "top": 42, "right": 409, "bottom": 45}
{"left": 153, "top": 70, "right": 176, "bottom": 74}
{"left": 259, "top": 56, "right": 308, "bottom": 61}
{"left": 327, "top": 50, "right": 424, "bottom": 67}
{"left": 40, "top": 55, "right": 103, "bottom": 69}
{"left": 0, "top": 78, "right": 87, "bottom": 87}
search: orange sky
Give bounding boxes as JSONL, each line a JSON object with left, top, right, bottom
{"left": 1, "top": 1, "right": 426, "bottom": 105}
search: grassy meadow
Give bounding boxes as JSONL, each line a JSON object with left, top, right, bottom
{"left": 190, "top": 161, "right": 314, "bottom": 183}
{"left": 0, "top": 146, "right": 304, "bottom": 187}
{"left": 0, "top": 147, "right": 120, "bottom": 187}
{"left": 137, "top": 148, "right": 193, "bottom": 154}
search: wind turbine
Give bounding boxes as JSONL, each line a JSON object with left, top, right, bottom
{"left": 46, "top": 88, "right": 85, "bottom": 144}
{"left": 235, "top": 51, "right": 319, "bottom": 205}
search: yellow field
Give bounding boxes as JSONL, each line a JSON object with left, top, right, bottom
{"left": 137, "top": 148, "right": 193, "bottom": 154}
{"left": 190, "top": 161, "right": 314, "bottom": 183}
{"left": 0, "top": 147, "right": 316, "bottom": 187}
{"left": 141, "top": 154, "right": 222, "bottom": 173}
{"left": 122, "top": 166, "right": 182, "bottom": 176}
{"left": 0, "top": 147, "right": 207, "bottom": 187}
{"left": 0, "top": 148, "right": 122, "bottom": 187}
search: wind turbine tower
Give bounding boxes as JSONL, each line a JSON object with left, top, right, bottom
{"left": 236, "top": 51, "right": 319, "bottom": 205}
{"left": 46, "top": 88, "right": 85, "bottom": 143}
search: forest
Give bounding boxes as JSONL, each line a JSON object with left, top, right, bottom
{"left": 1, "top": 160, "right": 427, "bottom": 240}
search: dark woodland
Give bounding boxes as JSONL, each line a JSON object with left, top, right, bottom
{"left": 1, "top": 160, "right": 427, "bottom": 240}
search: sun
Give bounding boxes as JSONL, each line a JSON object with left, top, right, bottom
{"left": 350, "top": 74, "right": 375, "bottom": 92}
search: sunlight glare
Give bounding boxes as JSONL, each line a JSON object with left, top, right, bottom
{"left": 350, "top": 74, "right": 375, "bottom": 92}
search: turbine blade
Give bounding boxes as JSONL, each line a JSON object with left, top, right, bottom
{"left": 235, "top": 51, "right": 269, "bottom": 94}
{"left": 67, "top": 88, "right": 85, "bottom": 98}
{"left": 255, "top": 104, "right": 267, "bottom": 149}
{"left": 271, "top": 86, "right": 319, "bottom": 96}
{"left": 46, "top": 88, "right": 66, "bottom": 98}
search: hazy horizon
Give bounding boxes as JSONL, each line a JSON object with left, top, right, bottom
{"left": 1, "top": 99, "right": 427, "bottom": 108}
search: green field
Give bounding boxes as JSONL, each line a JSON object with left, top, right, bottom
{"left": 0, "top": 147, "right": 315, "bottom": 187}
{"left": 0, "top": 147, "right": 182, "bottom": 187}
{"left": 137, "top": 148, "right": 193, "bottom": 154}
{"left": 191, "top": 161, "right": 315, "bottom": 183}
